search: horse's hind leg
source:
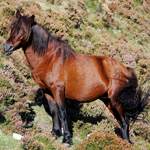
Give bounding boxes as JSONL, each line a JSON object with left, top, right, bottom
{"left": 103, "top": 95, "right": 130, "bottom": 143}
{"left": 110, "top": 104, "right": 130, "bottom": 142}
{"left": 44, "top": 93, "right": 61, "bottom": 138}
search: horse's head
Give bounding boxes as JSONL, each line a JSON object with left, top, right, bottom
{"left": 3, "top": 10, "right": 35, "bottom": 56}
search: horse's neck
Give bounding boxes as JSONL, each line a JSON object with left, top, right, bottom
{"left": 23, "top": 24, "right": 52, "bottom": 70}
{"left": 24, "top": 45, "right": 44, "bottom": 71}
{"left": 23, "top": 38, "right": 56, "bottom": 72}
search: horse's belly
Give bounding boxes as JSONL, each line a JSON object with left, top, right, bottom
{"left": 65, "top": 78, "right": 108, "bottom": 102}
{"left": 65, "top": 55, "right": 109, "bottom": 102}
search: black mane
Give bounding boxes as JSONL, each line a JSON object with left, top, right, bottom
{"left": 31, "top": 22, "right": 49, "bottom": 55}
{"left": 30, "top": 22, "right": 77, "bottom": 62}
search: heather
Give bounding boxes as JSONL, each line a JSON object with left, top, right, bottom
{"left": 0, "top": 0, "right": 150, "bottom": 149}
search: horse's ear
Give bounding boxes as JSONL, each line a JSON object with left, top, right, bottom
{"left": 16, "top": 10, "right": 22, "bottom": 18}
{"left": 29, "top": 15, "right": 35, "bottom": 24}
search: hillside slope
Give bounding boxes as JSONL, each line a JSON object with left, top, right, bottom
{"left": 0, "top": 0, "right": 150, "bottom": 149}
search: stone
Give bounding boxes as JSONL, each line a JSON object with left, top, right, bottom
{"left": 13, "top": 133, "right": 23, "bottom": 140}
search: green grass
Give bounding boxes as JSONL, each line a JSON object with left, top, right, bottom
{"left": 84, "top": 1, "right": 97, "bottom": 11}
{"left": 32, "top": 105, "right": 52, "bottom": 130}
{"left": 133, "top": 0, "right": 142, "bottom": 5}
{"left": 0, "top": 130, "right": 20, "bottom": 150}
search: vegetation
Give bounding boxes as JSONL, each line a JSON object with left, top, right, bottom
{"left": 0, "top": 0, "right": 150, "bottom": 149}
{"left": 77, "top": 132, "right": 132, "bottom": 150}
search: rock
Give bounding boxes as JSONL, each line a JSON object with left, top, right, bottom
{"left": 63, "top": 143, "right": 70, "bottom": 147}
{"left": 13, "top": 133, "right": 23, "bottom": 140}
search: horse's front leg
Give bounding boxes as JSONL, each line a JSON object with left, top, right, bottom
{"left": 44, "top": 93, "right": 61, "bottom": 138}
{"left": 52, "top": 87, "right": 72, "bottom": 145}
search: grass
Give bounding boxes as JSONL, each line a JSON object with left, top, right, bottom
{"left": 133, "top": 0, "right": 142, "bottom": 5}
{"left": 133, "top": 137, "right": 150, "bottom": 150}
{"left": 32, "top": 105, "right": 52, "bottom": 131}
{"left": 0, "top": 130, "right": 20, "bottom": 150}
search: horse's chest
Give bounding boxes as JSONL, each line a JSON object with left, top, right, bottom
{"left": 31, "top": 68, "right": 64, "bottom": 90}
{"left": 31, "top": 71, "right": 47, "bottom": 90}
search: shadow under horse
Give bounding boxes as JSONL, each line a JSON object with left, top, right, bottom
{"left": 35, "top": 88, "right": 106, "bottom": 136}
{"left": 3, "top": 10, "right": 150, "bottom": 145}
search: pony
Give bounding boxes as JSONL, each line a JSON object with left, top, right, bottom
{"left": 3, "top": 10, "right": 149, "bottom": 145}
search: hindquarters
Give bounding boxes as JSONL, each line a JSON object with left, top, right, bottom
{"left": 114, "top": 67, "right": 148, "bottom": 123}
{"left": 105, "top": 67, "right": 149, "bottom": 142}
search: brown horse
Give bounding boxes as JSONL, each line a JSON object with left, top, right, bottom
{"left": 3, "top": 10, "right": 149, "bottom": 144}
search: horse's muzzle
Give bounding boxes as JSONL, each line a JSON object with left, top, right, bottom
{"left": 3, "top": 43, "right": 14, "bottom": 56}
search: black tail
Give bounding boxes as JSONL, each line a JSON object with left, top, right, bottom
{"left": 116, "top": 67, "right": 150, "bottom": 123}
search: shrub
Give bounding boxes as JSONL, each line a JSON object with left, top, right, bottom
{"left": 0, "top": 92, "right": 6, "bottom": 123}
{"left": 21, "top": 135, "right": 43, "bottom": 150}
{"left": 2, "top": 7, "right": 15, "bottom": 17}
{"left": 134, "top": 122, "right": 150, "bottom": 142}
{"left": 34, "top": 133, "right": 56, "bottom": 150}
{"left": 76, "top": 132, "right": 132, "bottom": 150}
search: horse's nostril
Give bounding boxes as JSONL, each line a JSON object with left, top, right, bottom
{"left": 3, "top": 43, "right": 13, "bottom": 51}
{"left": 3, "top": 43, "right": 5, "bottom": 47}
{"left": 3, "top": 43, "right": 7, "bottom": 51}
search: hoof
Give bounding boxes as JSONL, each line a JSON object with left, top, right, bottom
{"left": 62, "top": 137, "right": 72, "bottom": 145}
{"left": 129, "top": 140, "right": 132, "bottom": 144}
